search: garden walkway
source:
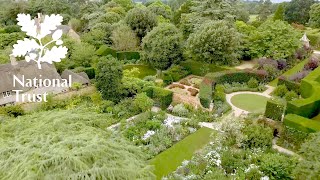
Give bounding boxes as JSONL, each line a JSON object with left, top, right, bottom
{"left": 225, "top": 85, "right": 274, "bottom": 117}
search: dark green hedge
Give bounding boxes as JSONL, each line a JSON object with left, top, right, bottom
{"left": 179, "top": 60, "right": 227, "bottom": 76}
{"left": 284, "top": 114, "right": 320, "bottom": 133}
{"left": 162, "top": 65, "right": 191, "bottom": 85}
{"left": 83, "top": 67, "right": 95, "bottom": 79}
{"left": 117, "top": 51, "right": 140, "bottom": 60}
{"left": 96, "top": 45, "right": 117, "bottom": 57}
{"left": 144, "top": 87, "right": 173, "bottom": 109}
{"left": 265, "top": 99, "right": 286, "bottom": 121}
{"left": 199, "top": 78, "right": 213, "bottom": 108}
{"left": 278, "top": 77, "right": 301, "bottom": 94}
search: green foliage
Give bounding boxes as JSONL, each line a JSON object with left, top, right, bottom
{"left": 71, "top": 82, "right": 82, "bottom": 91}
{"left": 68, "top": 18, "right": 83, "bottom": 32}
{"left": 284, "top": 114, "right": 320, "bottom": 133}
{"left": 70, "top": 42, "right": 97, "bottom": 67}
{"left": 125, "top": 7, "right": 158, "bottom": 39}
{"left": 265, "top": 98, "right": 286, "bottom": 121}
{"left": 186, "top": 20, "right": 241, "bottom": 65}
{"left": 123, "top": 64, "right": 156, "bottom": 79}
{"left": 172, "top": 104, "right": 189, "bottom": 117}
{"left": 249, "top": 20, "right": 301, "bottom": 59}
{"left": 247, "top": 77, "right": 259, "bottom": 88}
{"left": 83, "top": 67, "right": 95, "bottom": 79}
{"left": 142, "top": 23, "right": 183, "bottom": 70}
{"left": 242, "top": 123, "right": 273, "bottom": 149}
{"left": 236, "top": 21, "right": 257, "bottom": 59}
{"left": 0, "top": 105, "right": 25, "bottom": 117}
{"left": 112, "top": 0, "right": 133, "bottom": 11}
{"left": 81, "top": 29, "right": 112, "bottom": 48}
{"left": 284, "top": 91, "right": 299, "bottom": 101}
{"left": 293, "top": 132, "right": 320, "bottom": 179}
{"left": 273, "top": 84, "right": 289, "bottom": 97}
{"left": 111, "top": 24, "right": 139, "bottom": 51}
{"left": 277, "top": 77, "right": 301, "bottom": 94}
{"left": 145, "top": 87, "right": 173, "bottom": 109}
{"left": 117, "top": 51, "right": 140, "bottom": 60}
{"left": 147, "top": 0, "right": 173, "bottom": 20}
{"left": 273, "top": 3, "right": 285, "bottom": 21}
{"left": 96, "top": 45, "right": 117, "bottom": 57}
{"left": 0, "top": 109, "right": 154, "bottom": 179}
{"left": 133, "top": 93, "right": 154, "bottom": 112}
{"left": 259, "top": 153, "right": 297, "bottom": 180}
{"left": 179, "top": 60, "right": 227, "bottom": 76}
{"left": 199, "top": 79, "right": 213, "bottom": 108}
{"left": 162, "top": 65, "right": 190, "bottom": 85}
{"left": 284, "top": 0, "right": 316, "bottom": 24}
{"left": 95, "top": 56, "right": 123, "bottom": 102}
{"left": 0, "top": 32, "right": 24, "bottom": 49}
{"left": 309, "top": 3, "right": 320, "bottom": 28}
{"left": 277, "top": 126, "right": 309, "bottom": 152}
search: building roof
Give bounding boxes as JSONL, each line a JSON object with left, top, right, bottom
{"left": 61, "top": 69, "right": 90, "bottom": 85}
{"left": 0, "top": 61, "right": 62, "bottom": 93}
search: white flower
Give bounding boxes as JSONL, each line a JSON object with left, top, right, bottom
{"left": 142, "top": 130, "right": 155, "bottom": 140}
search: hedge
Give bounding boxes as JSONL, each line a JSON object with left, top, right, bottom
{"left": 83, "top": 67, "right": 95, "bottom": 79}
{"left": 162, "top": 65, "right": 191, "bottom": 85}
{"left": 284, "top": 114, "right": 320, "bottom": 133}
{"left": 116, "top": 51, "right": 140, "bottom": 60}
{"left": 96, "top": 45, "right": 117, "bottom": 57}
{"left": 265, "top": 99, "right": 286, "bottom": 121}
{"left": 277, "top": 76, "right": 301, "bottom": 94}
{"left": 199, "top": 78, "right": 213, "bottom": 108}
{"left": 306, "top": 33, "right": 320, "bottom": 47}
{"left": 179, "top": 60, "right": 227, "bottom": 76}
{"left": 199, "top": 70, "right": 268, "bottom": 107}
{"left": 144, "top": 87, "right": 173, "bottom": 109}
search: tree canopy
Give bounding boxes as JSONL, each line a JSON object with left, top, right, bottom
{"left": 309, "top": 3, "right": 320, "bottom": 28}
{"left": 284, "top": 0, "right": 316, "bottom": 24}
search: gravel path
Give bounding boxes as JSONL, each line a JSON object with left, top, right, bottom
{"left": 225, "top": 85, "right": 275, "bottom": 117}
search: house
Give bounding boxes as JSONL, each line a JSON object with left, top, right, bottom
{"left": 0, "top": 61, "right": 90, "bottom": 106}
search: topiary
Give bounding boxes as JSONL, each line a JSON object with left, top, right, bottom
{"left": 247, "top": 77, "right": 259, "bottom": 88}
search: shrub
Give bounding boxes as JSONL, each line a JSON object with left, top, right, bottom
{"left": 258, "top": 58, "right": 278, "bottom": 69}
{"left": 179, "top": 79, "right": 191, "bottom": 86}
{"left": 187, "top": 88, "right": 198, "bottom": 96}
{"left": 284, "top": 114, "right": 320, "bottom": 133}
{"left": 145, "top": 87, "right": 173, "bottom": 109}
{"left": 117, "top": 51, "right": 140, "bottom": 60}
{"left": 133, "top": 93, "right": 154, "bottom": 112}
{"left": 0, "top": 105, "right": 25, "bottom": 117}
{"left": 265, "top": 98, "right": 286, "bottom": 121}
{"left": 273, "top": 84, "right": 288, "bottom": 97}
{"left": 263, "top": 64, "right": 279, "bottom": 79}
{"left": 162, "top": 65, "right": 191, "bottom": 85}
{"left": 278, "top": 76, "right": 301, "bottom": 94}
{"left": 304, "top": 55, "right": 320, "bottom": 71}
{"left": 83, "top": 67, "right": 95, "bottom": 79}
{"left": 71, "top": 82, "right": 82, "bottom": 91}
{"left": 199, "top": 79, "right": 213, "bottom": 108}
{"left": 172, "top": 104, "right": 189, "bottom": 117}
{"left": 242, "top": 123, "right": 273, "bottom": 149}
{"left": 277, "top": 59, "right": 287, "bottom": 70}
{"left": 289, "top": 70, "right": 310, "bottom": 82}
{"left": 285, "top": 91, "right": 299, "bottom": 101}
{"left": 247, "top": 78, "right": 259, "bottom": 88}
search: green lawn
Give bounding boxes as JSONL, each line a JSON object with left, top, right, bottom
{"left": 180, "top": 60, "right": 229, "bottom": 76}
{"left": 150, "top": 127, "right": 214, "bottom": 179}
{"left": 269, "top": 59, "right": 309, "bottom": 86}
{"left": 231, "top": 94, "right": 269, "bottom": 114}
{"left": 123, "top": 64, "right": 156, "bottom": 79}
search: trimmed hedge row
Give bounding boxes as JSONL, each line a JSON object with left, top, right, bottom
{"left": 199, "top": 70, "right": 268, "bottom": 107}
{"left": 265, "top": 99, "right": 286, "bottom": 121}
{"left": 277, "top": 76, "right": 301, "bottom": 94}
{"left": 144, "top": 87, "right": 173, "bottom": 109}
{"left": 284, "top": 114, "right": 320, "bottom": 133}
{"left": 96, "top": 45, "right": 140, "bottom": 60}
{"left": 179, "top": 60, "right": 227, "bottom": 76}
{"left": 162, "top": 65, "right": 191, "bottom": 85}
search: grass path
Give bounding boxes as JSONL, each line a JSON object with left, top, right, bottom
{"left": 150, "top": 127, "right": 213, "bottom": 179}
{"left": 269, "top": 59, "right": 308, "bottom": 87}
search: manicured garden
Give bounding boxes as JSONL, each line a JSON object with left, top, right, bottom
{"left": 123, "top": 64, "right": 156, "bottom": 79}
{"left": 231, "top": 93, "right": 269, "bottom": 113}
{"left": 150, "top": 127, "right": 213, "bottom": 179}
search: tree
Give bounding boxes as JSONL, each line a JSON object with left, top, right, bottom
{"left": 112, "top": 0, "right": 133, "bottom": 11}
{"left": 96, "top": 56, "right": 123, "bottom": 102}
{"left": 186, "top": 20, "right": 241, "bottom": 65}
{"left": 133, "top": 93, "right": 154, "bottom": 112}
{"left": 284, "top": 0, "right": 316, "bottom": 24}
{"left": 249, "top": 20, "right": 301, "bottom": 60}
{"left": 70, "top": 42, "right": 96, "bottom": 67}
{"left": 142, "top": 23, "right": 183, "bottom": 71}
{"left": 111, "top": 24, "right": 139, "bottom": 51}
{"left": 147, "top": 0, "right": 173, "bottom": 20}
{"left": 125, "top": 7, "right": 158, "bottom": 40}
{"left": 273, "top": 3, "right": 285, "bottom": 21}
{"left": 258, "top": 0, "right": 272, "bottom": 21}
{"left": 236, "top": 21, "right": 257, "bottom": 59}
{"left": 293, "top": 132, "right": 320, "bottom": 179}
{"left": 81, "top": 29, "right": 112, "bottom": 48}
{"left": 309, "top": 3, "right": 320, "bottom": 28}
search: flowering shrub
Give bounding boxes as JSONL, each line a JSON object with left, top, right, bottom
{"left": 172, "top": 104, "right": 189, "bottom": 117}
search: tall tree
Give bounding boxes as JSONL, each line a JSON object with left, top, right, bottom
{"left": 284, "top": 0, "right": 316, "bottom": 24}
{"left": 96, "top": 56, "right": 123, "bottom": 102}
{"left": 258, "top": 0, "right": 272, "bottom": 21}
{"left": 111, "top": 24, "right": 139, "bottom": 51}
{"left": 186, "top": 20, "right": 241, "bottom": 65}
{"left": 125, "top": 7, "right": 158, "bottom": 40}
{"left": 309, "top": 3, "right": 320, "bottom": 28}
{"left": 273, "top": 3, "right": 285, "bottom": 21}
{"left": 142, "top": 23, "right": 183, "bottom": 71}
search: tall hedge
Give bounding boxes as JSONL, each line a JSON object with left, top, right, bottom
{"left": 265, "top": 99, "right": 286, "bottom": 121}
{"left": 278, "top": 76, "right": 301, "bottom": 94}
{"left": 117, "top": 51, "right": 140, "bottom": 60}
{"left": 96, "top": 45, "right": 117, "bottom": 57}
{"left": 199, "top": 78, "right": 213, "bottom": 108}
{"left": 284, "top": 114, "right": 320, "bottom": 133}
{"left": 144, "top": 87, "right": 173, "bottom": 109}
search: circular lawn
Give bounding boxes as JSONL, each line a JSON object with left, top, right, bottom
{"left": 230, "top": 93, "right": 269, "bottom": 114}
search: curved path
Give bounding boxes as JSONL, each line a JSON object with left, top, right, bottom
{"left": 225, "top": 85, "right": 275, "bottom": 117}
